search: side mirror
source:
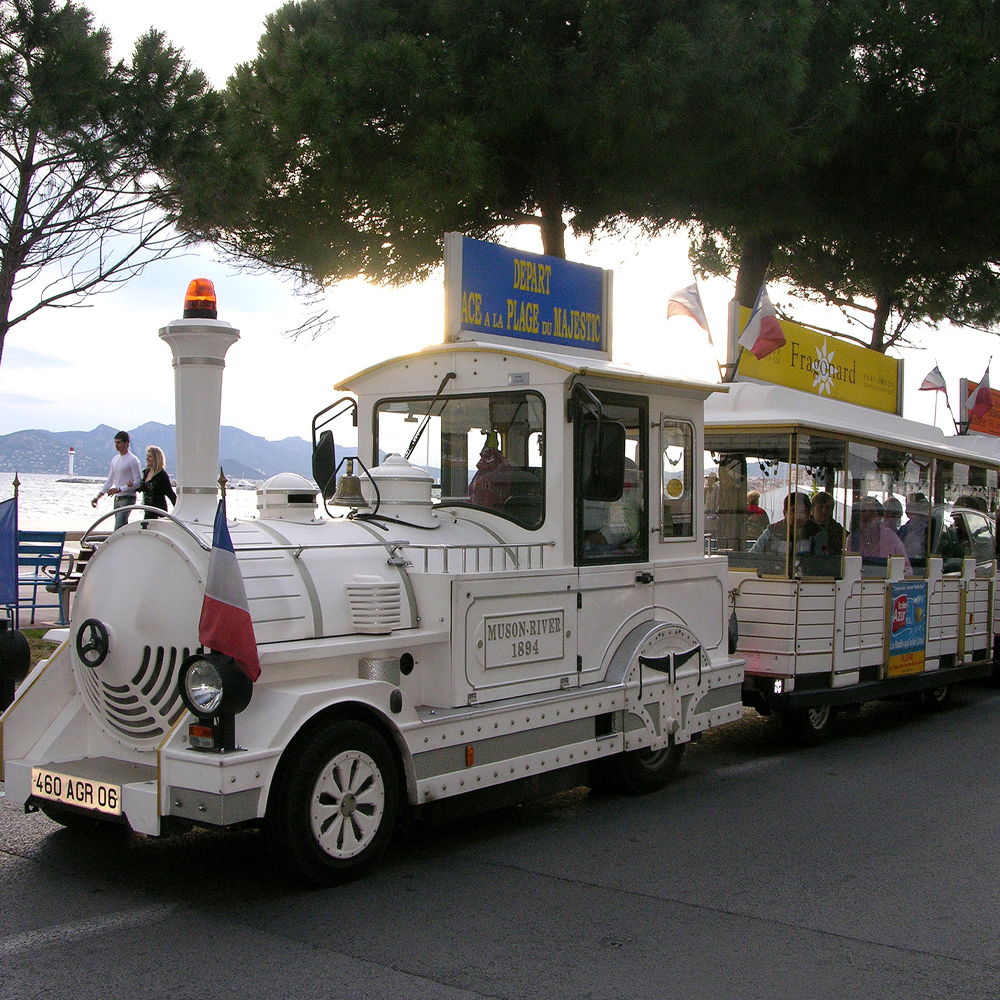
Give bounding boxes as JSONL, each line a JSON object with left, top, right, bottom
{"left": 579, "top": 418, "right": 626, "bottom": 502}
{"left": 312, "top": 430, "right": 337, "bottom": 499}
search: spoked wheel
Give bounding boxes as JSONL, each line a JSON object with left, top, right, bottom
{"left": 921, "top": 683, "right": 953, "bottom": 712}
{"left": 781, "top": 704, "right": 837, "bottom": 745}
{"left": 267, "top": 720, "right": 399, "bottom": 886}
{"left": 596, "top": 742, "right": 686, "bottom": 795}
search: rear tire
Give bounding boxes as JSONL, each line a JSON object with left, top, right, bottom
{"left": 921, "top": 683, "right": 952, "bottom": 711}
{"left": 781, "top": 704, "right": 836, "bottom": 745}
{"left": 266, "top": 720, "right": 399, "bottom": 886}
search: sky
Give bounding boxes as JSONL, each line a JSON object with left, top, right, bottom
{"left": 1, "top": 0, "right": 996, "bottom": 447}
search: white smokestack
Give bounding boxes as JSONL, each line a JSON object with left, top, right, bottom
{"left": 159, "top": 290, "right": 240, "bottom": 523}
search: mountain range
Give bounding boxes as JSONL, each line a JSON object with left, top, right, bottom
{"left": 0, "top": 422, "right": 335, "bottom": 480}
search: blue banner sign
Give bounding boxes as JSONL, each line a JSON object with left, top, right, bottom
{"left": 887, "top": 579, "right": 927, "bottom": 677}
{"left": 445, "top": 234, "right": 610, "bottom": 356}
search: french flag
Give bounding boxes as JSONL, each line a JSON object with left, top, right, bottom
{"left": 919, "top": 365, "right": 947, "bottom": 393}
{"left": 199, "top": 498, "right": 260, "bottom": 682}
{"left": 968, "top": 366, "right": 993, "bottom": 423}
{"left": 667, "top": 282, "right": 712, "bottom": 342}
{"left": 738, "top": 282, "right": 785, "bottom": 360}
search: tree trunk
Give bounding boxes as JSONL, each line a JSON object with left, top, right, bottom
{"left": 538, "top": 213, "right": 566, "bottom": 258}
{"left": 534, "top": 158, "right": 566, "bottom": 258}
{"left": 735, "top": 234, "right": 775, "bottom": 307}
{"left": 871, "top": 292, "right": 893, "bottom": 352}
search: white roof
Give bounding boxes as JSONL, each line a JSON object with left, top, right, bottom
{"left": 338, "top": 340, "right": 728, "bottom": 398}
{"left": 705, "top": 381, "right": 995, "bottom": 464}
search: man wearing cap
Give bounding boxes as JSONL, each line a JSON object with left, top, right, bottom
{"left": 847, "top": 496, "right": 912, "bottom": 574}
{"left": 92, "top": 430, "right": 141, "bottom": 529}
{"left": 898, "top": 493, "right": 931, "bottom": 561}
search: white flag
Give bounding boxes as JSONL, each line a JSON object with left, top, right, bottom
{"left": 667, "top": 283, "right": 712, "bottom": 344}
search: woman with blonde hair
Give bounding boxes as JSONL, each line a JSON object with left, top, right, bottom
{"left": 135, "top": 445, "right": 176, "bottom": 519}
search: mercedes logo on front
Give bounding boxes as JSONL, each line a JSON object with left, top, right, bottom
{"left": 76, "top": 618, "right": 110, "bottom": 669}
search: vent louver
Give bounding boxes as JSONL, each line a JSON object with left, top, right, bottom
{"left": 346, "top": 579, "right": 402, "bottom": 634}
{"left": 79, "top": 645, "right": 190, "bottom": 747}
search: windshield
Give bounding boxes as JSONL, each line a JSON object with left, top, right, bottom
{"left": 375, "top": 391, "right": 545, "bottom": 528}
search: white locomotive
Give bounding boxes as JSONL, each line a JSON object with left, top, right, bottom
{"left": 2, "top": 256, "right": 742, "bottom": 884}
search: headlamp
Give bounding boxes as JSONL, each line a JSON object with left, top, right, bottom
{"left": 178, "top": 652, "right": 253, "bottom": 721}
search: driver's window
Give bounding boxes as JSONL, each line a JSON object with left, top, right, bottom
{"left": 576, "top": 393, "right": 647, "bottom": 564}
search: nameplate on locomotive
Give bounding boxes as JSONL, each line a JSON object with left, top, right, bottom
{"left": 483, "top": 610, "right": 565, "bottom": 669}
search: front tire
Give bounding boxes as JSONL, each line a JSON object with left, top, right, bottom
{"left": 267, "top": 720, "right": 399, "bottom": 886}
{"left": 597, "top": 742, "right": 686, "bottom": 795}
{"left": 781, "top": 704, "right": 836, "bottom": 745}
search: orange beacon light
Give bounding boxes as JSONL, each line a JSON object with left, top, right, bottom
{"left": 183, "top": 278, "right": 218, "bottom": 319}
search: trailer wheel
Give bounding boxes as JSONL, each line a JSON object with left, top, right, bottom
{"left": 781, "top": 705, "right": 836, "bottom": 745}
{"left": 267, "top": 720, "right": 399, "bottom": 886}
{"left": 608, "top": 743, "right": 686, "bottom": 795}
{"left": 921, "top": 683, "right": 952, "bottom": 711}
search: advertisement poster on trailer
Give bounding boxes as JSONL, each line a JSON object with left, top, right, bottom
{"left": 887, "top": 580, "right": 928, "bottom": 677}
{"left": 444, "top": 233, "right": 612, "bottom": 359}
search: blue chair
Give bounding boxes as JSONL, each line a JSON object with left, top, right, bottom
{"left": 17, "top": 530, "right": 68, "bottom": 625}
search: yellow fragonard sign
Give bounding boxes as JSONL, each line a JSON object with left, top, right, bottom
{"left": 736, "top": 307, "right": 901, "bottom": 415}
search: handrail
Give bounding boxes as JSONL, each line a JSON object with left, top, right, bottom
{"left": 80, "top": 510, "right": 556, "bottom": 572}
{"left": 81, "top": 507, "right": 213, "bottom": 551}
{"left": 401, "top": 540, "right": 555, "bottom": 573}
{"left": 233, "top": 540, "right": 409, "bottom": 557}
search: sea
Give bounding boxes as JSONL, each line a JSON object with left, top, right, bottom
{"left": 1, "top": 472, "right": 261, "bottom": 532}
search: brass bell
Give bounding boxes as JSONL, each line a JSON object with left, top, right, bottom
{"left": 331, "top": 458, "right": 369, "bottom": 508}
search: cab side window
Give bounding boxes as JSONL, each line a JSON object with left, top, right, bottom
{"left": 575, "top": 393, "right": 648, "bottom": 564}
{"left": 661, "top": 420, "right": 694, "bottom": 538}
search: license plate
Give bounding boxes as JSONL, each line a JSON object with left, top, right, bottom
{"left": 31, "top": 767, "right": 122, "bottom": 816}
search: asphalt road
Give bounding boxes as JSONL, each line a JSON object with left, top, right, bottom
{"left": 3, "top": 689, "right": 1000, "bottom": 1000}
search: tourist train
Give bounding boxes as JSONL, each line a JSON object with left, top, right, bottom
{"left": 2, "top": 237, "right": 995, "bottom": 882}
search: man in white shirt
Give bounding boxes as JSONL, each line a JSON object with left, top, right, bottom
{"left": 92, "top": 430, "right": 142, "bottom": 529}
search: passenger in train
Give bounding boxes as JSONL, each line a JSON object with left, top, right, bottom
{"left": 746, "top": 491, "right": 769, "bottom": 540}
{"left": 809, "top": 491, "right": 844, "bottom": 556}
{"left": 955, "top": 495, "right": 988, "bottom": 513}
{"left": 750, "top": 492, "right": 818, "bottom": 560}
{"left": 705, "top": 472, "right": 720, "bottom": 535}
{"left": 898, "top": 493, "right": 930, "bottom": 561}
{"left": 882, "top": 496, "right": 904, "bottom": 536}
{"left": 847, "top": 496, "right": 912, "bottom": 574}
{"left": 583, "top": 457, "right": 643, "bottom": 556}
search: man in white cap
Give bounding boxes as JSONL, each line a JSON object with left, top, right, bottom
{"left": 898, "top": 493, "right": 931, "bottom": 561}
